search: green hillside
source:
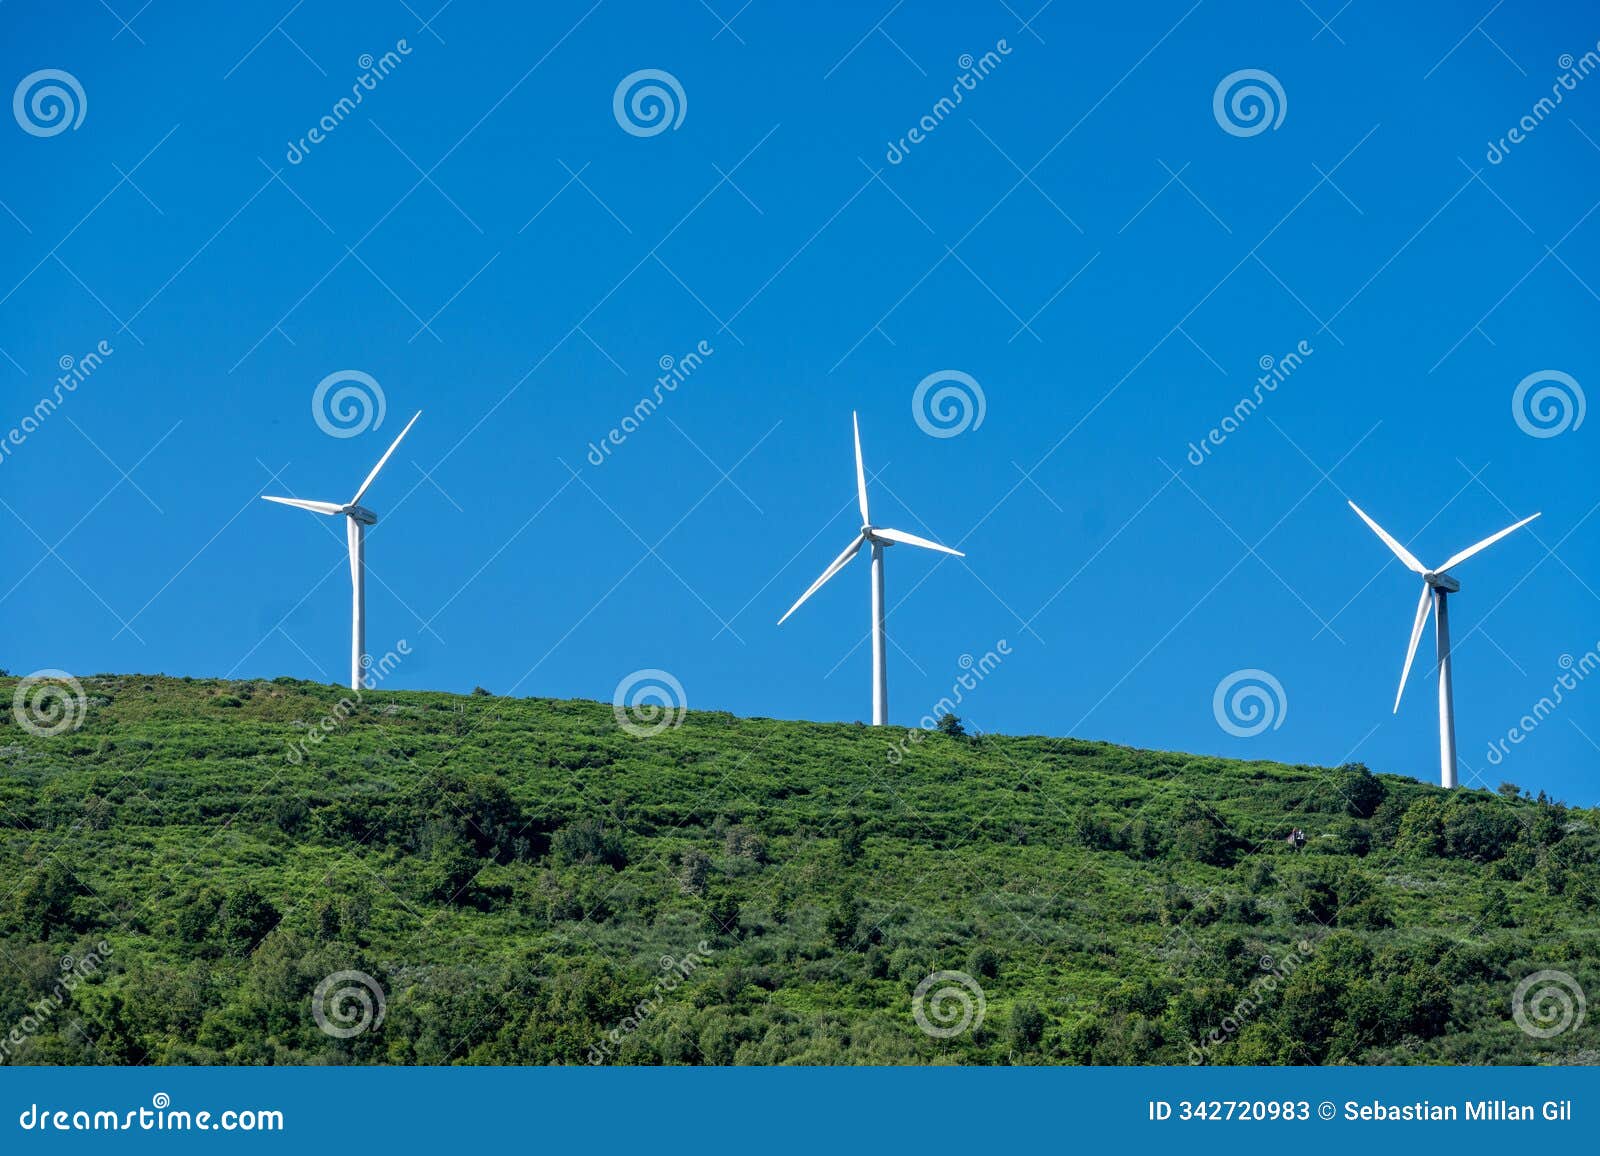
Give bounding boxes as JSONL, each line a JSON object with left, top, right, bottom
{"left": 1, "top": 673, "right": 1596, "bottom": 1066}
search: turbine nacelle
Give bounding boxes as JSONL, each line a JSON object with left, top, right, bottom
{"left": 344, "top": 505, "right": 379, "bottom": 526}
{"left": 1423, "top": 572, "right": 1459, "bottom": 593}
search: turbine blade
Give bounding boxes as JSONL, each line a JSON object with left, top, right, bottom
{"left": 1394, "top": 582, "right": 1433, "bottom": 713}
{"left": 261, "top": 495, "right": 344, "bottom": 516}
{"left": 873, "top": 526, "right": 965, "bottom": 557}
{"left": 1348, "top": 500, "right": 1426, "bottom": 574}
{"left": 1437, "top": 512, "right": 1541, "bottom": 573}
{"left": 349, "top": 410, "right": 421, "bottom": 506}
{"left": 853, "top": 411, "right": 871, "bottom": 525}
{"left": 777, "top": 534, "right": 864, "bottom": 625}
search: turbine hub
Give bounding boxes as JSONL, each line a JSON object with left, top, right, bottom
{"left": 344, "top": 505, "right": 378, "bottom": 526}
{"left": 1425, "top": 572, "right": 1460, "bottom": 593}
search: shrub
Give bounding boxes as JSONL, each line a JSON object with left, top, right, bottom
{"left": 220, "top": 885, "right": 279, "bottom": 954}
{"left": 1335, "top": 763, "right": 1386, "bottom": 818}
{"left": 827, "top": 893, "right": 861, "bottom": 948}
{"left": 724, "top": 825, "right": 768, "bottom": 863}
{"left": 967, "top": 944, "right": 1000, "bottom": 980}
{"left": 704, "top": 891, "right": 740, "bottom": 938}
{"left": 1009, "top": 1002, "right": 1046, "bottom": 1051}
{"left": 552, "top": 817, "right": 627, "bottom": 869}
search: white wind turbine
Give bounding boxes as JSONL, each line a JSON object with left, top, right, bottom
{"left": 778, "top": 412, "right": 964, "bottom": 726}
{"left": 1348, "top": 499, "right": 1540, "bottom": 789}
{"left": 262, "top": 412, "right": 421, "bottom": 690}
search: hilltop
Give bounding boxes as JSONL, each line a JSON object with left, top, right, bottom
{"left": 0, "top": 673, "right": 1596, "bottom": 1065}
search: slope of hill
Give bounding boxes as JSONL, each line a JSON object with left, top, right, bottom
{"left": 0, "top": 673, "right": 1596, "bottom": 1066}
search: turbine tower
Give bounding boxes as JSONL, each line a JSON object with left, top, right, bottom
{"left": 778, "top": 412, "right": 964, "bottom": 725}
{"left": 262, "top": 412, "right": 421, "bottom": 690}
{"left": 1348, "top": 499, "right": 1540, "bottom": 788}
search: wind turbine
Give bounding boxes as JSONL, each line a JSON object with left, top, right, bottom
{"left": 778, "top": 412, "right": 964, "bottom": 726}
{"left": 1348, "top": 499, "right": 1540, "bottom": 789}
{"left": 262, "top": 412, "right": 421, "bottom": 691}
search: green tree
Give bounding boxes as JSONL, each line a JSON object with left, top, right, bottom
{"left": 8, "top": 860, "right": 88, "bottom": 938}
{"left": 1335, "top": 763, "right": 1386, "bottom": 818}
{"left": 826, "top": 893, "right": 861, "bottom": 948}
{"left": 967, "top": 945, "right": 999, "bottom": 980}
{"left": 1009, "top": 1002, "right": 1046, "bottom": 1051}
{"left": 220, "top": 884, "right": 279, "bottom": 954}
{"left": 704, "top": 891, "right": 740, "bottom": 939}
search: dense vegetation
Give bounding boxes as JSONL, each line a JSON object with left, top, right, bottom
{"left": 1, "top": 674, "right": 1597, "bottom": 1066}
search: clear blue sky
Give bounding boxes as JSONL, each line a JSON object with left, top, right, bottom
{"left": 3, "top": 1, "right": 1596, "bottom": 802}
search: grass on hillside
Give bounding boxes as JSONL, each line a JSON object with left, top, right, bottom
{"left": 0, "top": 673, "right": 1596, "bottom": 1066}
